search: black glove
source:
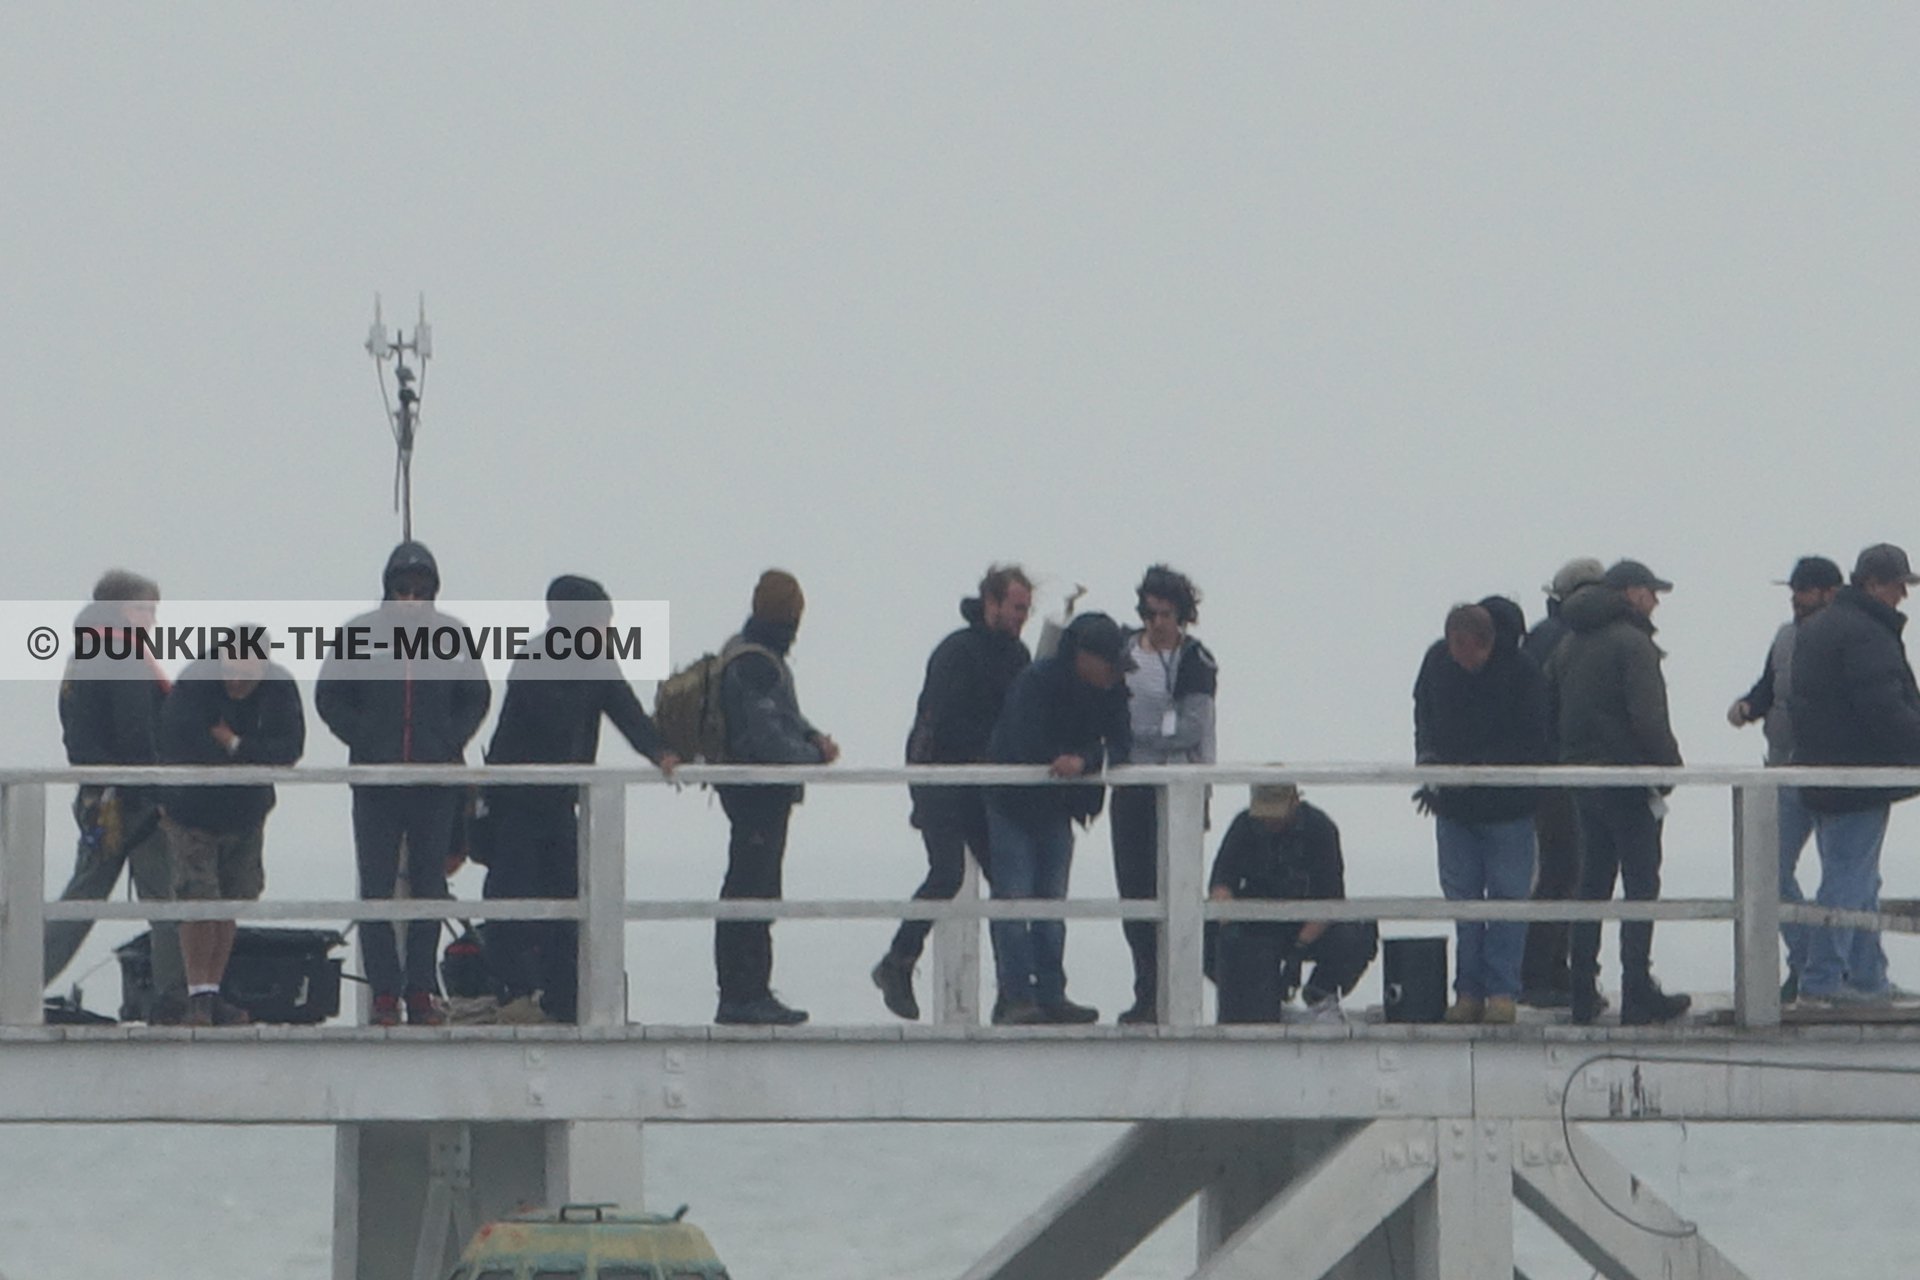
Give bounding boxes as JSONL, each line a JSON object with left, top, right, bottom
{"left": 1411, "top": 786, "right": 1438, "bottom": 817}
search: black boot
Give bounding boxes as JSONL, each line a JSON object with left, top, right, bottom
{"left": 1570, "top": 981, "right": 1601, "bottom": 1026}
{"left": 1620, "top": 979, "right": 1690, "bottom": 1026}
{"left": 871, "top": 954, "right": 919, "bottom": 1021}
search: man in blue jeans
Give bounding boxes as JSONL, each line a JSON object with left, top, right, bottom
{"left": 1727, "top": 555, "right": 1842, "bottom": 1002}
{"left": 985, "top": 611, "right": 1131, "bottom": 1025}
{"left": 1790, "top": 543, "right": 1920, "bottom": 1008}
{"left": 1413, "top": 599, "right": 1548, "bottom": 1025}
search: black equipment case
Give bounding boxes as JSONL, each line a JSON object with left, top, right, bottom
{"left": 116, "top": 926, "right": 346, "bottom": 1024}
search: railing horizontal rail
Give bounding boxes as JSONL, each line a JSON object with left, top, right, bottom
{"left": 3, "top": 763, "right": 1902, "bottom": 1033}
{"left": 10, "top": 762, "right": 1920, "bottom": 787}
{"left": 35, "top": 896, "right": 1742, "bottom": 925}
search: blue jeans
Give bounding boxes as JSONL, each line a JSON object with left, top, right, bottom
{"left": 1436, "top": 816, "right": 1536, "bottom": 999}
{"left": 1804, "top": 804, "right": 1891, "bottom": 997}
{"left": 985, "top": 801, "right": 1075, "bottom": 1006}
{"left": 1777, "top": 786, "right": 1816, "bottom": 983}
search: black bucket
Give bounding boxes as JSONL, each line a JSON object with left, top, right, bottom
{"left": 1382, "top": 936, "right": 1448, "bottom": 1023}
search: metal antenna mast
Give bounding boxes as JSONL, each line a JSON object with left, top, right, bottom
{"left": 365, "top": 293, "right": 433, "bottom": 542}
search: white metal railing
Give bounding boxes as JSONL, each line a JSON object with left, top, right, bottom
{"left": 5, "top": 761, "right": 1920, "bottom": 1032}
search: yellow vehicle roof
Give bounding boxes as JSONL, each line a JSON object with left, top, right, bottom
{"left": 452, "top": 1204, "right": 727, "bottom": 1276}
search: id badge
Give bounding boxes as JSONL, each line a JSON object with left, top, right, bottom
{"left": 1160, "top": 708, "right": 1179, "bottom": 737}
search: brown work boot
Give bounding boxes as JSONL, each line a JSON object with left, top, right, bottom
{"left": 1443, "top": 996, "right": 1484, "bottom": 1024}
{"left": 1482, "top": 996, "right": 1518, "bottom": 1025}
{"left": 185, "top": 992, "right": 252, "bottom": 1027}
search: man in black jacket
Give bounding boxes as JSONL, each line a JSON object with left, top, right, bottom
{"left": 1518, "top": 557, "right": 1603, "bottom": 1008}
{"left": 1413, "top": 599, "right": 1547, "bottom": 1025}
{"left": 482, "top": 576, "right": 678, "bottom": 1024}
{"left": 46, "top": 570, "right": 187, "bottom": 1020}
{"left": 1207, "top": 784, "right": 1377, "bottom": 1023}
{"left": 1546, "top": 559, "right": 1689, "bottom": 1026}
{"left": 873, "top": 565, "right": 1032, "bottom": 1021}
{"left": 315, "top": 542, "right": 491, "bottom": 1026}
{"left": 711, "top": 570, "right": 839, "bottom": 1027}
{"left": 1789, "top": 543, "right": 1920, "bottom": 1007}
{"left": 159, "top": 643, "right": 305, "bottom": 1026}
{"left": 983, "top": 611, "right": 1131, "bottom": 1025}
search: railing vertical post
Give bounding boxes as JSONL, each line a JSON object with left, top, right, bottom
{"left": 1734, "top": 783, "right": 1782, "bottom": 1030}
{"left": 577, "top": 783, "right": 628, "bottom": 1027}
{"left": 0, "top": 783, "right": 47, "bottom": 1027}
{"left": 1158, "top": 780, "right": 1208, "bottom": 1028}
{"left": 932, "top": 851, "right": 982, "bottom": 1026}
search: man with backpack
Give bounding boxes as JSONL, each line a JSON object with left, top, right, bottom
{"left": 315, "top": 542, "right": 492, "bottom": 1026}
{"left": 872, "top": 565, "right": 1033, "bottom": 1020}
{"left": 689, "top": 570, "right": 838, "bottom": 1026}
{"left": 481, "top": 575, "right": 678, "bottom": 1024}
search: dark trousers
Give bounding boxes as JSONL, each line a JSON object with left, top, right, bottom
{"left": 715, "top": 786, "right": 794, "bottom": 1004}
{"left": 481, "top": 788, "right": 579, "bottom": 1021}
{"left": 1569, "top": 788, "right": 1663, "bottom": 993}
{"left": 1213, "top": 920, "right": 1378, "bottom": 1024}
{"left": 888, "top": 791, "right": 992, "bottom": 964}
{"left": 1109, "top": 786, "right": 1160, "bottom": 1007}
{"left": 44, "top": 788, "right": 184, "bottom": 1003}
{"left": 351, "top": 786, "right": 458, "bottom": 1000}
{"left": 1520, "top": 788, "right": 1582, "bottom": 995}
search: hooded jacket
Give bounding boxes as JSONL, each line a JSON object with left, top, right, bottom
{"left": 159, "top": 659, "right": 306, "bottom": 832}
{"left": 313, "top": 543, "right": 492, "bottom": 765}
{"left": 905, "top": 596, "right": 1032, "bottom": 828}
{"left": 1120, "top": 630, "right": 1218, "bottom": 766}
{"left": 1544, "top": 584, "right": 1681, "bottom": 768}
{"left": 988, "top": 647, "right": 1131, "bottom": 823}
{"left": 716, "top": 615, "right": 824, "bottom": 806}
{"left": 486, "top": 639, "right": 666, "bottom": 768}
{"left": 1789, "top": 585, "right": 1920, "bottom": 812}
{"left": 1413, "top": 597, "right": 1548, "bottom": 824}
{"left": 58, "top": 599, "right": 168, "bottom": 775}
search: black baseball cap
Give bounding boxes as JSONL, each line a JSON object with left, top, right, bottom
{"left": 1603, "top": 559, "right": 1673, "bottom": 592}
{"left": 1776, "top": 556, "right": 1843, "bottom": 592}
{"left": 1854, "top": 543, "right": 1920, "bottom": 586}
{"left": 1062, "top": 612, "right": 1136, "bottom": 671}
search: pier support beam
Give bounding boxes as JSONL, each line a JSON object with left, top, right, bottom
{"left": 964, "top": 1118, "right": 1752, "bottom": 1280}
{"left": 1513, "top": 1120, "right": 1748, "bottom": 1280}
{"left": 332, "top": 1119, "right": 645, "bottom": 1280}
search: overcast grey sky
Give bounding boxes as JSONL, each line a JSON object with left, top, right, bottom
{"left": 4, "top": 7, "right": 1920, "bottom": 1017}
{"left": 5, "top": 6, "right": 1918, "bottom": 775}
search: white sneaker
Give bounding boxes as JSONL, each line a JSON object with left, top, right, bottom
{"left": 1299, "top": 991, "right": 1346, "bottom": 1025}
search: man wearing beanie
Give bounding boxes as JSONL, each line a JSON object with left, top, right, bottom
{"left": 711, "top": 569, "right": 839, "bottom": 1026}
{"left": 481, "top": 574, "right": 679, "bottom": 1024}
{"left": 1518, "top": 557, "right": 1603, "bottom": 1009}
{"left": 316, "top": 542, "right": 492, "bottom": 1026}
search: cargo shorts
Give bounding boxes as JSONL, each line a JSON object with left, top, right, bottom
{"left": 162, "top": 818, "right": 266, "bottom": 901}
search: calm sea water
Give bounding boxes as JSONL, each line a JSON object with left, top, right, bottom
{"left": 0, "top": 1121, "right": 1916, "bottom": 1277}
